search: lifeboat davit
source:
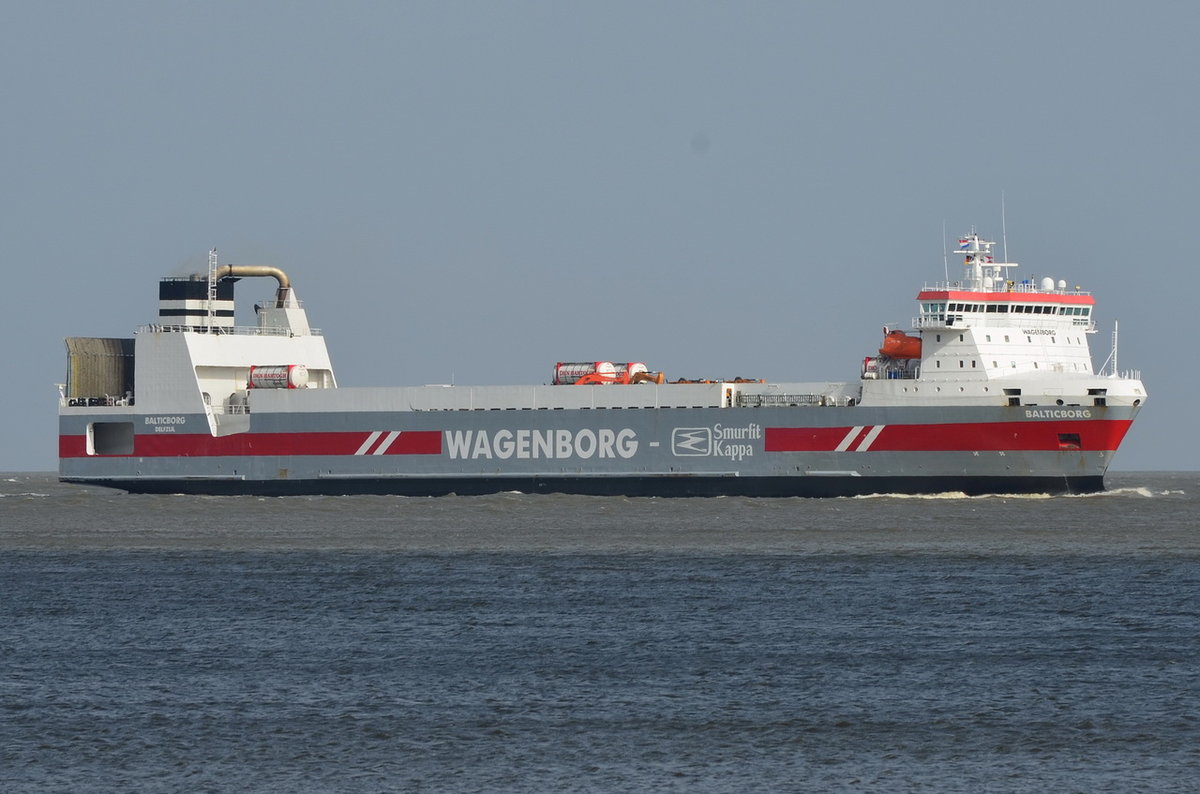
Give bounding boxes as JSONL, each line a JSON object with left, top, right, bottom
{"left": 879, "top": 330, "right": 922, "bottom": 359}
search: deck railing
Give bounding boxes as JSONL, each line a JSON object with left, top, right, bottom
{"left": 137, "top": 324, "right": 322, "bottom": 337}
{"left": 921, "top": 281, "right": 1092, "bottom": 296}
{"left": 735, "top": 393, "right": 854, "bottom": 407}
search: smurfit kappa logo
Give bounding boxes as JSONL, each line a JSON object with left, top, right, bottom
{"left": 672, "top": 427, "right": 712, "bottom": 456}
{"left": 671, "top": 423, "right": 760, "bottom": 461}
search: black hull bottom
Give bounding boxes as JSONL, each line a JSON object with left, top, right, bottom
{"left": 69, "top": 474, "right": 1108, "bottom": 498}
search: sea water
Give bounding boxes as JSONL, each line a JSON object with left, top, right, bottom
{"left": 1, "top": 473, "right": 1197, "bottom": 792}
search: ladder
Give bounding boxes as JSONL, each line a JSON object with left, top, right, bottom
{"left": 207, "top": 248, "right": 218, "bottom": 329}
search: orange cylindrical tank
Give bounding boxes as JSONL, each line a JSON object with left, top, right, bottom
{"left": 879, "top": 330, "right": 922, "bottom": 359}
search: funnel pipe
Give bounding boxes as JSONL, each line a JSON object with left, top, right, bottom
{"left": 209, "top": 264, "right": 292, "bottom": 306}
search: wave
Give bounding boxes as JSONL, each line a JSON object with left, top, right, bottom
{"left": 849, "top": 485, "right": 1183, "bottom": 500}
{"left": 1065, "top": 486, "right": 1185, "bottom": 498}
{"left": 849, "top": 491, "right": 1050, "bottom": 501}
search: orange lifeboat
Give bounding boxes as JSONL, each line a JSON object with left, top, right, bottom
{"left": 879, "top": 330, "right": 922, "bottom": 359}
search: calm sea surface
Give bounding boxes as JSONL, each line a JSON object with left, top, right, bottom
{"left": 2, "top": 472, "right": 1197, "bottom": 792}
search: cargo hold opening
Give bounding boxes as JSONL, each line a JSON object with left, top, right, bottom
{"left": 88, "top": 422, "right": 135, "bottom": 455}
{"left": 1057, "top": 433, "right": 1082, "bottom": 450}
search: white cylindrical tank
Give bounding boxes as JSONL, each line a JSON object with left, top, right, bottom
{"left": 554, "top": 362, "right": 615, "bottom": 385}
{"left": 249, "top": 364, "right": 309, "bottom": 389}
{"left": 554, "top": 361, "right": 649, "bottom": 384}
{"left": 624, "top": 362, "right": 648, "bottom": 379}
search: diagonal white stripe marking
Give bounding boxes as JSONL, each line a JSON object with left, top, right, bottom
{"left": 372, "top": 431, "right": 401, "bottom": 455}
{"left": 835, "top": 426, "right": 865, "bottom": 452}
{"left": 855, "top": 424, "right": 886, "bottom": 452}
{"left": 355, "top": 431, "right": 382, "bottom": 456}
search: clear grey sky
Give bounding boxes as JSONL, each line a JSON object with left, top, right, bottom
{"left": 2, "top": 1, "right": 1194, "bottom": 472}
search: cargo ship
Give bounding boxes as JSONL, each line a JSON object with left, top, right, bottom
{"left": 58, "top": 234, "right": 1145, "bottom": 496}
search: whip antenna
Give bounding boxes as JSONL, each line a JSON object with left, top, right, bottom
{"left": 1001, "top": 192, "right": 1009, "bottom": 264}
{"left": 942, "top": 219, "right": 949, "bottom": 282}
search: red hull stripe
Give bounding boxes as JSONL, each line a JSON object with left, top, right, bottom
{"left": 59, "top": 430, "right": 443, "bottom": 458}
{"left": 765, "top": 420, "right": 1133, "bottom": 453}
{"left": 59, "top": 435, "right": 88, "bottom": 457}
{"left": 60, "top": 421, "right": 1133, "bottom": 459}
